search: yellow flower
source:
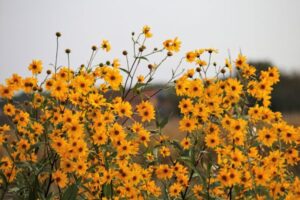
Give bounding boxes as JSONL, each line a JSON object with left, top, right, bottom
{"left": 18, "top": 138, "right": 30, "bottom": 152}
{"left": 137, "top": 75, "right": 144, "bottom": 83}
{"left": 6, "top": 74, "right": 23, "bottom": 90}
{"left": 156, "top": 164, "right": 173, "bottom": 180}
{"left": 51, "top": 80, "right": 68, "bottom": 101}
{"left": 179, "top": 117, "right": 197, "bottom": 133}
{"left": 0, "top": 85, "right": 14, "bottom": 99}
{"left": 71, "top": 75, "right": 93, "bottom": 95}
{"left": 225, "top": 78, "right": 243, "bottom": 97}
{"left": 136, "top": 101, "right": 155, "bottom": 122}
{"left": 253, "top": 166, "right": 270, "bottom": 186}
{"left": 187, "top": 78, "right": 203, "bottom": 98}
{"left": 160, "top": 146, "right": 171, "bottom": 157}
{"left": 172, "top": 37, "right": 181, "bottom": 52}
{"left": 75, "top": 160, "right": 88, "bottom": 176}
{"left": 205, "top": 133, "right": 220, "bottom": 148}
{"left": 180, "top": 137, "right": 191, "bottom": 150}
{"left": 146, "top": 153, "right": 154, "bottom": 162}
{"left": 142, "top": 25, "right": 153, "bottom": 38}
{"left": 52, "top": 170, "right": 68, "bottom": 188}
{"left": 28, "top": 60, "right": 43, "bottom": 74}
{"left": 230, "top": 149, "right": 246, "bottom": 167}
{"left": 227, "top": 168, "right": 241, "bottom": 186}
{"left": 3, "top": 103, "right": 16, "bottom": 116}
{"left": 60, "top": 159, "right": 75, "bottom": 173}
{"left": 92, "top": 129, "right": 108, "bottom": 146}
{"left": 114, "top": 101, "right": 132, "bottom": 118}
{"left": 186, "top": 51, "right": 196, "bottom": 63}
{"left": 169, "top": 183, "right": 183, "bottom": 197}
{"left": 178, "top": 98, "right": 193, "bottom": 115}
{"left": 137, "top": 129, "right": 150, "bottom": 147}
{"left": 31, "top": 122, "right": 44, "bottom": 136}
{"left": 104, "top": 68, "right": 122, "bottom": 90}
{"left": 235, "top": 54, "right": 247, "bottom": 69}
{"left": 258, "top": 127, "right": 277, "bottom": 147}
{"left": 175, "top": 76, "right": 189, "bottom": 96}
{"left": 205, "top": 48, "right": 218, "bottom": 54}
{"left": 242, "top": 64, "right": 256, "bottom": 78}
{"left": 197, "top": 59, "right": 207, "bottom": 67}
{"left": 14, "top": 111, "right": 30, "bottom": 127}
{"left": 101, "top": 169, "right": 115, "bottom": 184}
{"left": 260, "top": 67, "right": 280, "bottom": 85}
{"left": 218, "top": 168, "right": 231, "bottom": 187}
{"left": 101, "top": 40, "right": 111, "bottom": 52}
{"left": 163, "top": 37, "right": 181, "bottom": 52}
{"left": 112, "top": 58, "right": 121, "bottom": 68}
{"left": 193, "top": 184, "right": 203, "bottom": 199}
{"left": 163, "top": 39, "right": 173, "bottom": 52}
{"left": 225, "top": 58, "right": 232, "bottom": 71}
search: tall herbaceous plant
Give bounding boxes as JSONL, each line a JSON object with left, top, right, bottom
{"left": 0, "top": 26, "right": 299, "bottom": 199}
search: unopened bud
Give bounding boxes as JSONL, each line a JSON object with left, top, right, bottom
{"left": 65, "top": 49, "right": 71, "bottom": 54}
{"left": 56, "top": 32, "right": 61, "bottom": 37}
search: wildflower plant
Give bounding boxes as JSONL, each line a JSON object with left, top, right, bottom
{"left": 0, "top": 26, "right": 299, "bottom": 200}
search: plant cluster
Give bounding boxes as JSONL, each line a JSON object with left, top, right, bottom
{"left": 0, "top": 26, "right": 299, "bottom": 200}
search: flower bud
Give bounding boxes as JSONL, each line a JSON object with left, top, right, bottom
{"left": 92, "top": 45, "right": 97, "bottom": 51}
{"left": 56, "top": 32, "right": 61, "bottom": 37}
{"left": 148, "top": 64, "right": 153, "bottom": 70}
{"left": 65, "top": 49, "right": 71, "bottom": 54}
{"left": 167, "top": 51, "right": 173, "bottom": 57}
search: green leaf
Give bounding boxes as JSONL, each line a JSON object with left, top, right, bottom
{"left": 160, "top": 116, "right": 169, "bottom": 129}
{"left": 62, "top": 184, "right": 78, "bottom": 200}
{"left": 170, "top": 140, "right": 183, "bottom": 152}
{"left": 119, "top": 68, "right": 131, "bottom": 75}
{"left": 28, "top": 142, "right": 43, "bottom": 153}
{"left": 137, "top": 56, "right": 149, "bottom": 62}
{"left": 103, "top": 183, "right": 112, "bottom": 197}
{"left": 0, "top": 171, "right": 8, "bottom": 189}
{"left": 178, "top": 157, "right": 206, "bottom": 187}
{"left": 28, "top": 177, "right": 40, "bottom": 200}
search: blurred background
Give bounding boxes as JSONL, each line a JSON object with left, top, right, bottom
{"left": 0, "top": 0, "right": 300, "bottom": 126}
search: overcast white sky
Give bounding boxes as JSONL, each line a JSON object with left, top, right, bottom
{"left": 1, "top": 0, "right": 300, "bottom": 83}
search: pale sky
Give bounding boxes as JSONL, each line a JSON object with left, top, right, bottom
{"left": 1, "top": 0, "right": 300, "bottom": 83}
